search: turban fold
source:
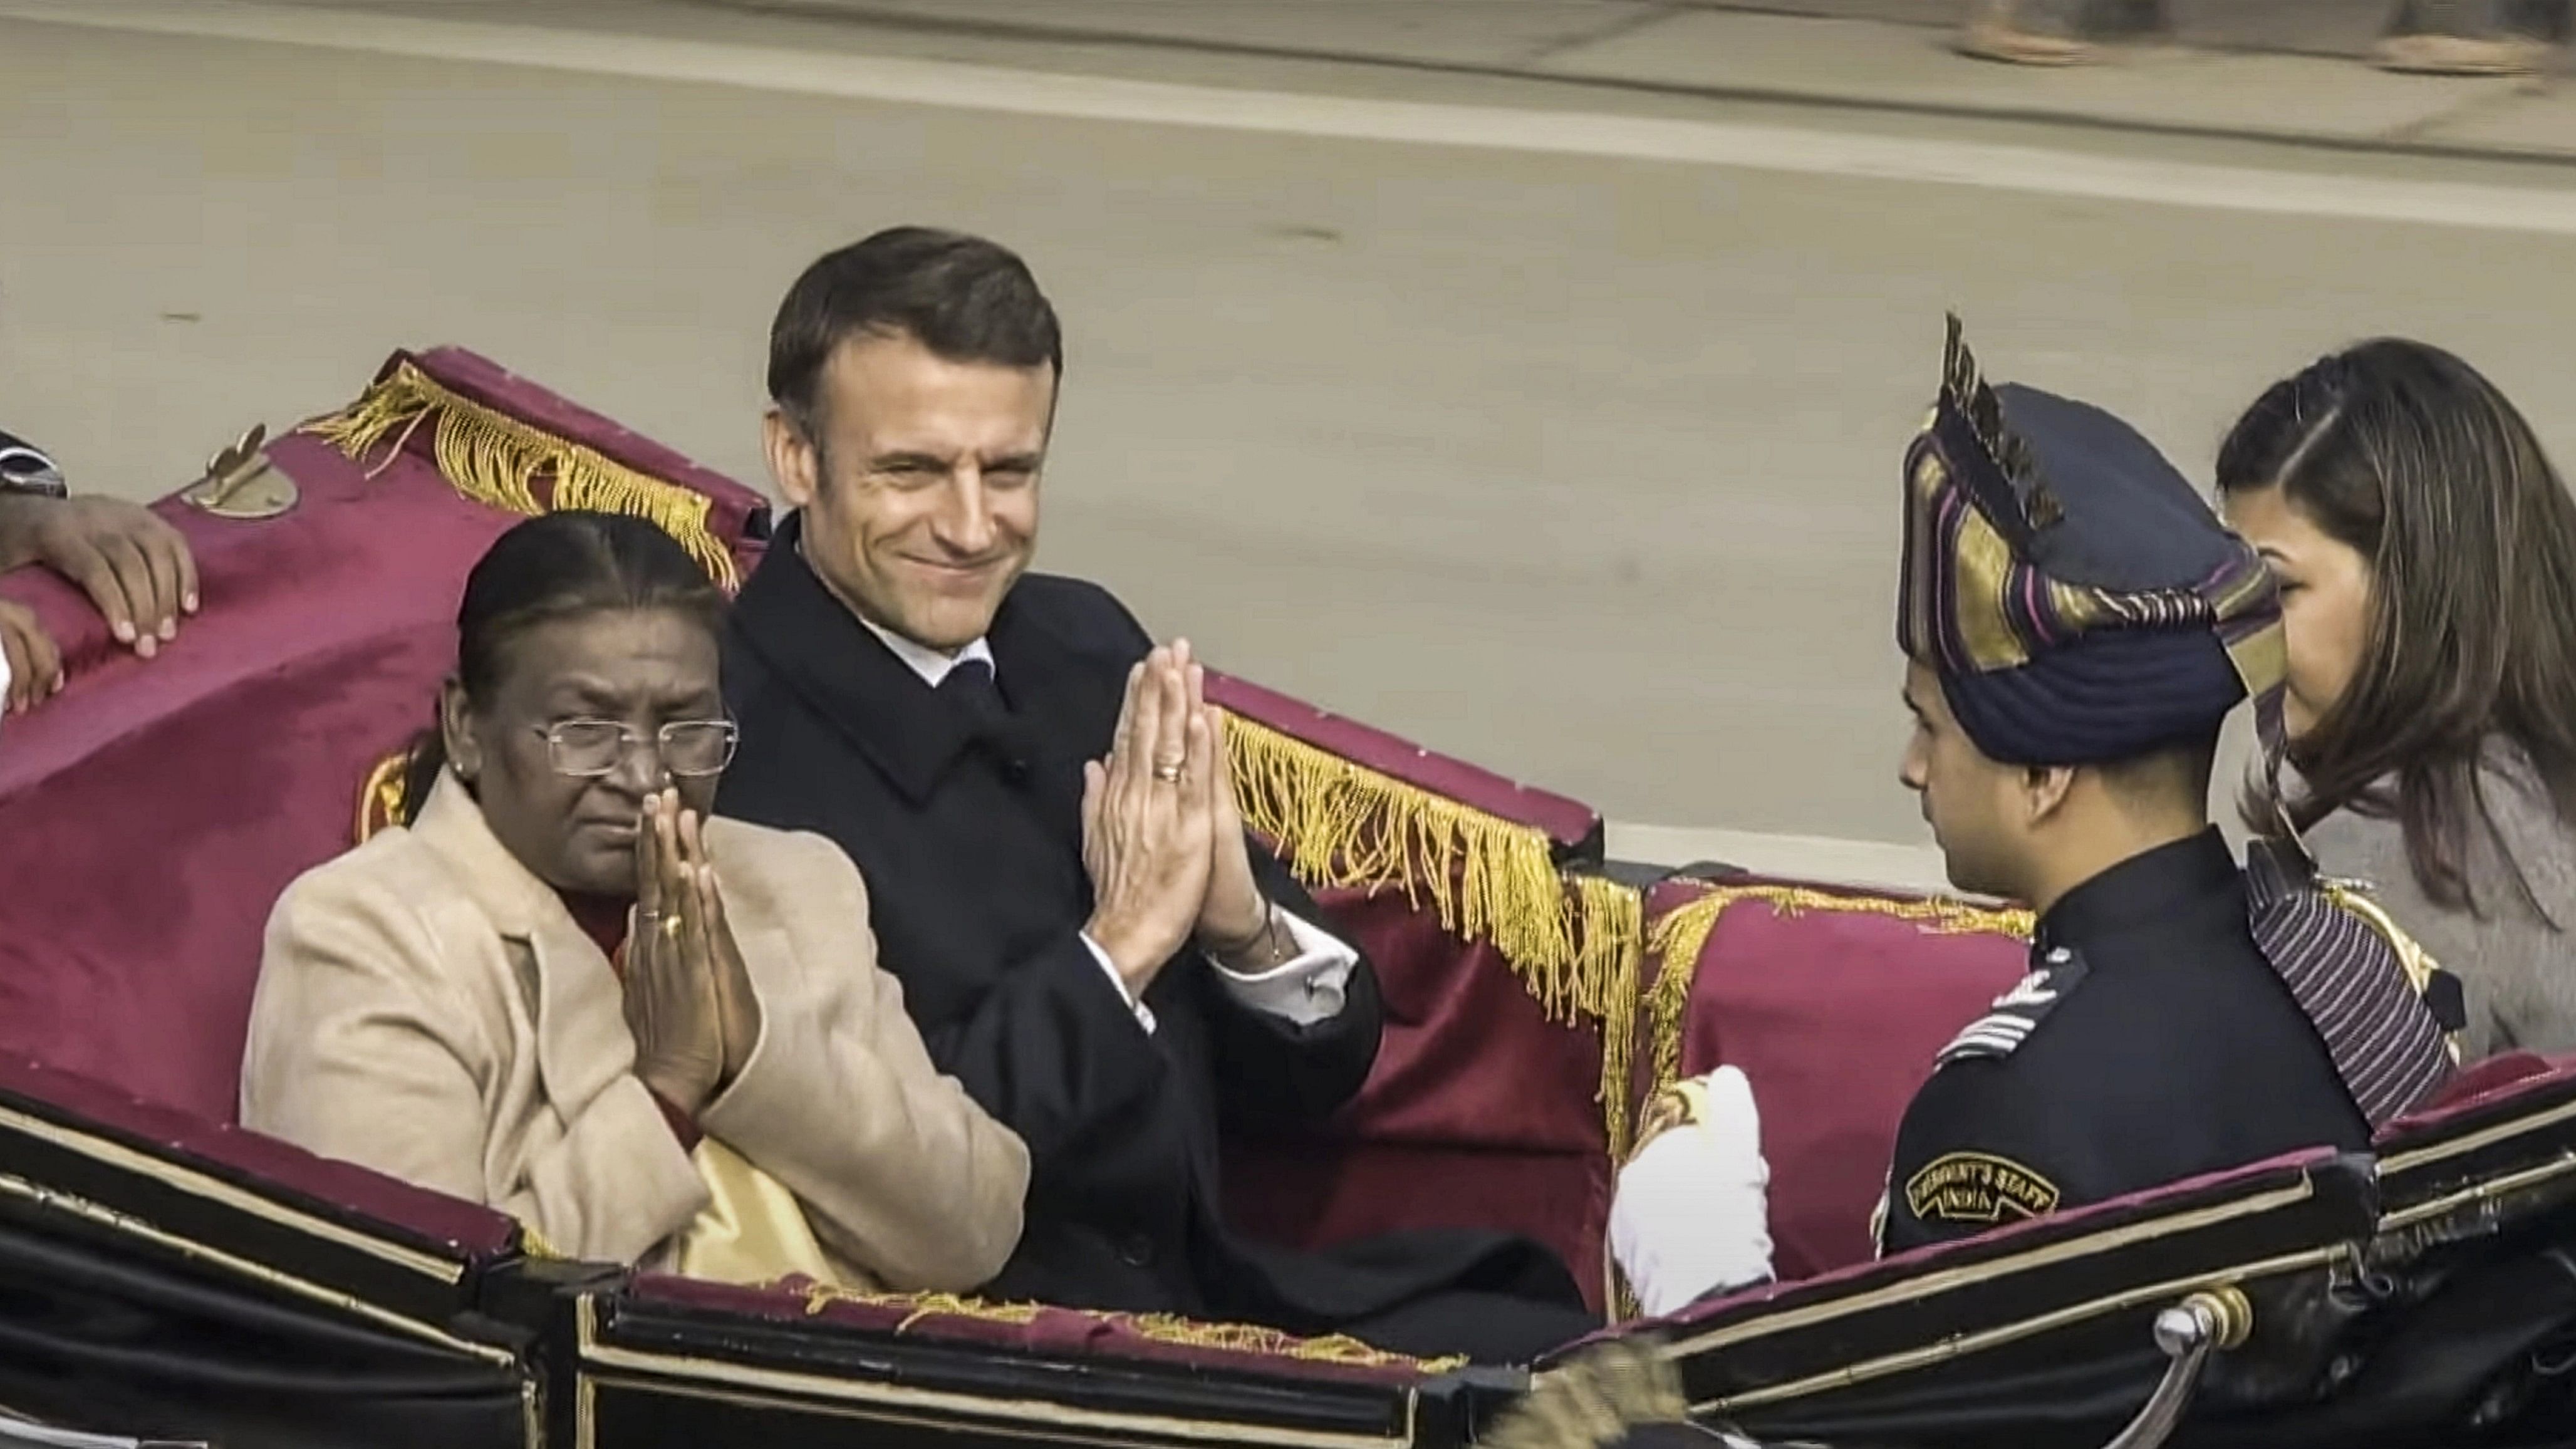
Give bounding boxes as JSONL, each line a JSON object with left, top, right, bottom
{"left": 1898, "top": 318, "right": 2286, "bottom": 766}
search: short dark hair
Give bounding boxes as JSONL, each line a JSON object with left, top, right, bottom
{"left": 2093, "top": 729, "right": 2221, "bottom": 816}
{"left": 402, "top": 511, "right": 728, "bottom": 823}
{"left": 2217, "top": 340, "right": 2576, "bottom": 915}
{"left": 766, "top": 227, "right": 1062, "bottom": 436}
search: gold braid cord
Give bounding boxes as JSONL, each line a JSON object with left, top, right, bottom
{"left": 1641, "top": 885, "right": 2033, "bottom": 1103}
{"left": 799, "top": 1284, "right": 1468, "bottom": 1374}
{"left": 301, "top": 359, "right": 739, "bottom": 589}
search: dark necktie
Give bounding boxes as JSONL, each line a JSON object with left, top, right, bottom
{"left": 938, "top": 658, "right": 1027, "bottom": 776}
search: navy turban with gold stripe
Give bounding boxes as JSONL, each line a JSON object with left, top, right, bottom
{"left": 1898, "top": 318, "right": 2287, "bottom": 767}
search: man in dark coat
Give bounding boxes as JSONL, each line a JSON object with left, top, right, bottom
{"left": 715, "top": 227, "right": 1592, "bottom": 1363}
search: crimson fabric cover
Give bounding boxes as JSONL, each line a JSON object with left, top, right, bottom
{"left": 1222, "top": 890, "right": 1613, "bottom": 1309}
{"left": 0, "top": 348, "right": 768, "bottom": 1123}
{"left": 1645, "top": 876, "right": 2028, "bottom": 1281}
{"left": 1207, "top": 673, "right": 1618, "bottom": 1312}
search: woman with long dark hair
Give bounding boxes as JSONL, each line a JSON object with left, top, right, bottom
{"left": 2216, "top": 340, "right": 2576, "bottom": 1057}
{"left": 244, "top": 511, "right": 1030, "bottom": 1288}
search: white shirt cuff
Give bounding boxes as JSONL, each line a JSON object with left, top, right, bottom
{"left": 1079, "top": 932, "right": 1158, "bottom": 1036}
{"left": 1207, "top": 908, "right": 1356, "bottom": 1027}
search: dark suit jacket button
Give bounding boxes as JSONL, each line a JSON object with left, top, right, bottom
{"left": 1117, "top": 1235, "right": 1155, "bottom": 1267}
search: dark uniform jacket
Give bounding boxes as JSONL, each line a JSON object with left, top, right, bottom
{"left": 717, "top": 514, "right": 1586, "bottom": 1358}
{"left": 1879, "top": 829, "right": 2378, "bottom": 1254}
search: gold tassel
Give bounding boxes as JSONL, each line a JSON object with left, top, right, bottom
{"left": 1579, "top": 875, "right": 1648, "bottom": 1166}
{"left": 1217, "top": 712, "right": 1654, "bottom": 1250}
{"left": 1221, "top": 710, "right": 1628, "bottom": 1029}
{"left": 303, "top": 359, "right": 740, "bottom": 589}
{"left": 1641, "top": 885, "right": 2032, "bottom": 1099}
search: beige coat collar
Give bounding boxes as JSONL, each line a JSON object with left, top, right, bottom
{"left": 409, "top": 770, "right": 641, "bottom": 1118}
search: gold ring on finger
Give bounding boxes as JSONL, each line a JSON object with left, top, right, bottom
{"left": 1153, "top": 762, "right": 1183, "bottom": 784}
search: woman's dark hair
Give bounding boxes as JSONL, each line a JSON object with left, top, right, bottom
{"left": 401, "top": 511, "right": 729, "bottom": 823}
{"left": 2216, "top": 338, "right": 2576, "bottom": 915}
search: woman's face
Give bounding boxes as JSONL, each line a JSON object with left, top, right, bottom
{"left": 2223, "top": 486, "right": 2374, "bottom": 743}
{"left": 442, "top": 608, "right": 726, "bottom": 896}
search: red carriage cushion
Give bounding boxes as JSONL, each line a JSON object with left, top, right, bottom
{"left": 1636, "top": 875, "right": 2030, "bottom": 1283}
{"left": 0, "top": 348, "right": 768, "bottom": 1122}
{"left": 1208, "top": 673, "right": 1636, "bottom": 1313}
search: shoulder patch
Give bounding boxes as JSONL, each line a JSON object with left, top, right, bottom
{"left": 1933, "top": 947, "right": 2089, "bottom": 1067}
{"left": 1904, "top": 1151, "right": 2062, "bottom": 1227}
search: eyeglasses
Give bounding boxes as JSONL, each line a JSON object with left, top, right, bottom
{"left": 535, "top": 719, "right": 739, "bottom": 779}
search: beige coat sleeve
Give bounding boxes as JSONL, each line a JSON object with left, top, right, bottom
{"left": 241, "top": 857, "right": 709, "bottom": 1265}
{"left": 698, "top": 833, "right": 1031, "bottom": 1292}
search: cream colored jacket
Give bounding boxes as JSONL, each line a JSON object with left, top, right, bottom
{"left": 241, "top": 772, "right": 1027, "bottom": 1292}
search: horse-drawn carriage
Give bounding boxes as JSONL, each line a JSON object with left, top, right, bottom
{"left": 0, "top": 351, "right": 2570, "bottom": 1449}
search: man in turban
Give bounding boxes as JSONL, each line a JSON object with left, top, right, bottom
{"left": 1609, "top": 320, "right": 2456, "bottom": 1311}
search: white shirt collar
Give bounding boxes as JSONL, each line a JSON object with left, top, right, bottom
{"left": 857, "top": 613, "right": 995, "bottom": 688}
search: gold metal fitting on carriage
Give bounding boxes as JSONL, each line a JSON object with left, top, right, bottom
{"left": 182, "top": 423, "right": 299, "bottom": 519}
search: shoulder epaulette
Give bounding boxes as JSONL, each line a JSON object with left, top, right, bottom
{"left": 1935, "top": 947, "right": 2089, "bottom": 1067}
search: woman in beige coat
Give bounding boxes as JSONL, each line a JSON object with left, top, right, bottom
{"left": 242, "top": 511, "right": 1027, "bottom": 1291}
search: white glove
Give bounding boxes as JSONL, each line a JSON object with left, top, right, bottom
{"left": 1608, "top": 1065, "right": 1773, "bottom": 1319}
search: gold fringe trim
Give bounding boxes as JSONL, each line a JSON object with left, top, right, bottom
{"left": 1221, "top": 712, "right": 1628, "bottom": 1029}
{"left": 1640, "top": 885, "right": 2032, "bottom": 1101}
{"left": 798, "top": 1284, "right": 1466, "bottom": 1373}
{"left": 302, "top": 359, "right": 740, "bottom": 589}
{"left": 1579, "top": 875, "right": 1648, "bottom": 1165}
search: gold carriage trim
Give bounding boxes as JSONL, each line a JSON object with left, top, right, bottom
{"left": 798, "top": 1283, "right": 1468, "bottom": 1374}
{"left": 356, "top": 749, "right": 411, "bottom": 843}
{"left": 1639, "top": 885, "right": 2034, "bottom": 1107}
{"left": 1222, "top": 710, "right": 1638, "bottom": 1035}
{"left": 301, "top": 359, "right": 739, "bottom": 589}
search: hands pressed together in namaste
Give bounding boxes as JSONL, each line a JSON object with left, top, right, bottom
{"left": 621, "top": 787, "right": 765, "bottom": 1117}
{"left": 1079, "top": 640, "right": 1284, "bottom": 999}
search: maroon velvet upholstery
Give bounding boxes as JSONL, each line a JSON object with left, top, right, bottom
{"left": 2376, "top": 1052, "right": 2576, "bottom": 1146}
{"left": 1205, "top": 672, "right": 1618, "bottom": 1310}
{"left": 2381, "top": 1051, "right": 2560, "bottom": 1135}
{"left": 630, "top": 1272, "right": 1451, "bottom": 1385}
{"left": 0, "top": 349, "right": 768, "bottom": 1123}
{"left": 1644, "top": 876, "right": 2028, "bottom": 1282}
{"left": 1222, "top": 888, "right": 1612, "bottom": 1306}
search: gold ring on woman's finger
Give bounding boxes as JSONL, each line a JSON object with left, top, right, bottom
{"left": 1153, "top": 762, "right": 1183, "bottom": 784}
{"left": 661, "top": 914, "right": 685, "bottom": 941}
